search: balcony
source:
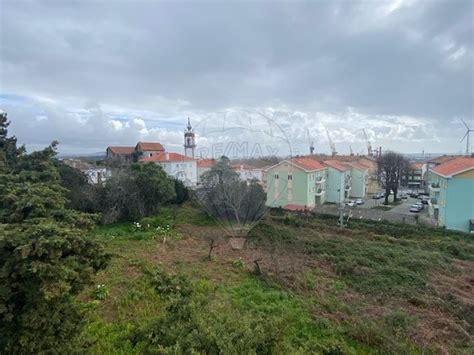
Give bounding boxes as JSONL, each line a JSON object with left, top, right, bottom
{"left": 428, "top": 198, "right": 438, "bottom": 208}
{"left": 429, "top": 183, "right": 440, "bottom": 192}
{"left": 315, "top": 176, "right": 326, "bottom": 184}
{"left": 315, "top": 188, "right": 325, "bottom": 196}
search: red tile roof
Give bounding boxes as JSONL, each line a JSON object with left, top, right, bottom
{"left": 284, "top": 204, "right": 310, "bottom": 212}
{"left": 136, "top": 142, "right": 165, "bottom": 151}
{"left": 347, "top": 161, "right": 370, "bottom": 171}
{"left": 107, "top": 146, "right": 135, "bottom": 155}
{"left": 197, "top": 159, "right": 215, "bottom": 168}
{"left": 141, "top": 152, "right": 195, "bottom": 162}
{"left": 291, "top": 158, "right": 326, "bottom": 171}
{"left": 428, "top": 155, "right": 460, "bottom": 164}
{"left": 323, "top": 160, "right": 350, "bottom": 171}
{"left": 409, "top": 162, "right": 424, "bottom": 170}
{"left": 431, "top": 157, "right": 474, "bottom": 177}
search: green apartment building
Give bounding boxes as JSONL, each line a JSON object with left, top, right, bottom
{"left": 265, "top": 158, "right": 327, "bottom": 209}
{"left": 428, "top": 157, "right": 474, "bottom": 233}
{"left": 323, "top": 160, "right": 369, "bottom": 203}
{"left": 265, "top": 158, "right": 369, "bottom": 209}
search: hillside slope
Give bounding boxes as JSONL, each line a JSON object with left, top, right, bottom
{"left": 81, "top": 205, "right": 474, "bottom": 353}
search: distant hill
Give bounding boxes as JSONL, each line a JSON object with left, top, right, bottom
{"left": 57, "top": 152, "right": 106, "bottom": 162}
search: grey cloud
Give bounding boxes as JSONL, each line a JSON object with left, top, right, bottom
{"left": 0, "top": 0, "right": 472, "bottom": 154}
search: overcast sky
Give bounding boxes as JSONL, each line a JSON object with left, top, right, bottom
{"left": 0, "top": 0, "right": 473, "bottom": 156}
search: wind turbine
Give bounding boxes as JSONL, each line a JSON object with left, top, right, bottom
{"left": 460, "top": 119, "right": 473, "bottom": 155}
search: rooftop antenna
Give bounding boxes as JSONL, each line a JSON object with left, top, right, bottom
{"left": 306, "top": 128, "right": 315, "bottom": 155}
{"left": 362, "top": 128, "right": 373, "bottom": 157}
{"left": 325, "top": 127, "right": 337, "bottom": 156}
{"left": 460, "top": 119, "right": 473, "bottom": 155}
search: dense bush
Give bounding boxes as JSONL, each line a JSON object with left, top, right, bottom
{"left": 130, "top": 269, "right": 351, "bottom": 354}
{"left": 100, "top": 163, "right": 176, "bottom": 223}
{"left": 55, "top": 161, "right": 102, "bottom": 213}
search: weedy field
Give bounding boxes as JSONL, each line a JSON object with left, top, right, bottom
{"left": 80, "top": 204, "right": 474, "bottom": 354}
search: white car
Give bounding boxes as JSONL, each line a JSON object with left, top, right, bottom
{"left": 410, "top": 204, "right": 421, "bottom": 213}
{"left": 345, "top": 200, "right": 356, "bottom": 207}
{"left": 415, "top": 201, "right": 424, "bottom": 210}
{"left": 355, "top": 199, "right": 364, "bottom": 205}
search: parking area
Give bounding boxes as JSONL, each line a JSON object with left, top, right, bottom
{"left": 314, "top": 191, "right": 434, "bottom": 226}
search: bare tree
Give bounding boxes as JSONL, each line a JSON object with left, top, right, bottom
{"left": 198, "top": 158, "right": 266, "bottom": 237}
{"left": 206, "top": 235, "right": 219, "bottom": 261}
{"left": 377, "top": 152, "right": 409, "bottom": 205}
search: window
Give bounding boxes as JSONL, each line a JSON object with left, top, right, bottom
{"left": 274, "top": 173, "right": 279, "bottom": 179}
{"left": 288, "top": 174, "right": 292, "bottom": 180}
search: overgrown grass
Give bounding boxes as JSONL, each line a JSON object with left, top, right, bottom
{"left": 81, "top": 205, "right": 473, "bottom": 353}
{"left": 255, "top": 214, "right": 472, "bottom": 298}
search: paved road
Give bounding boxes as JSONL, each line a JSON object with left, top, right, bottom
{"left": 312, "top": 194, "right": 433, "bottom": 226}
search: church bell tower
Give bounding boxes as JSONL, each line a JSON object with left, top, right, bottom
{"left": 184, "top": 117, "right": 196, "bottom": 158}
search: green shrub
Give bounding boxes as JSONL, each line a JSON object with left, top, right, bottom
{"left": 91, "top": 284, "right": 110, "bottom": 301}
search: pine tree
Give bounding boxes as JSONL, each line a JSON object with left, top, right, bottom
{"left": 0, "top": 113, "right": 109, "bottom": 352}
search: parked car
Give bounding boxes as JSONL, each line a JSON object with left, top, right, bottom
{"left": 373, "top": 194, "right": 381, "bottom": 199}
{"left": 355, "top": 199, "right": 364, "bottom": 205}
{"left": 415, "top": 202, "right": 424, "bottom": 210}
{"left": 400, "top": 194, "right": 408, "bottom": 199}
{"left": 410, "top": 204, "right": 421, "bottom": 213}
{"left": 409, "top": 192, "right": 419, "bottom": 198}
{"left": 345, "top": 200, "right": 356, "bottom": 207}
{"left": 421, "top": 198, "right": 429, "bottom": 205}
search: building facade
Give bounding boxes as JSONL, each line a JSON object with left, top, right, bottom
{"left": 106, "top": 146, "right": 136, "bottom": 165}
{"left": 106, "top": 142, "right": 164, "bottom": 165}
{"left": 345, "top": 162, "right": 369, "bottom": 198}
{"left": 401, "top": 162, "right": 425, "bottom": 189}
{"left": 197, "top": 158, "right": 215, "bottom": 184}
{"left": 231, "top": 164, "right": 263, "bottom": 183}
{"left": 323, "top": 160, "right": 352, "bottom": 204}
{"left": 141, "top": 152, "right": 198, "bottom": 186}
{"left": 428, "top": 157, "right": 474, "bottom": 233}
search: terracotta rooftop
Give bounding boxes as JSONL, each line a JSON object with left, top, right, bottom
{"left": 291, "top": 158, "right": 326, "bottom": 171}
{"left": 409, "top": 162, "right": 424, "bottom": 170}
{"left": 428, "top": 155, "right": 460, "bottom": 164}
{"left": 431, "top": 157, "right": 474, "bottom": 178}
{"left": 323, "top": 160, "right": 350, "bottom": 172}
{"left": 284, "top": 204, "right": 310, "bottom": 212}
{"left": 136, "top": 142, "right": 165, "bottom": 151}
{"left": 141, "top": 152, "right": 195, "bottom": 162}
{"left": 197, "top": 159, "right": 215, "bottom": 168}
{"left": 302, "top": 154, "right": 376, "bottom": 163}
{"left": 107, "top": 146, "right": 135, "bottom": 155}
{"left": 344, "top": 161, "right": 369, "bottom": 171}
